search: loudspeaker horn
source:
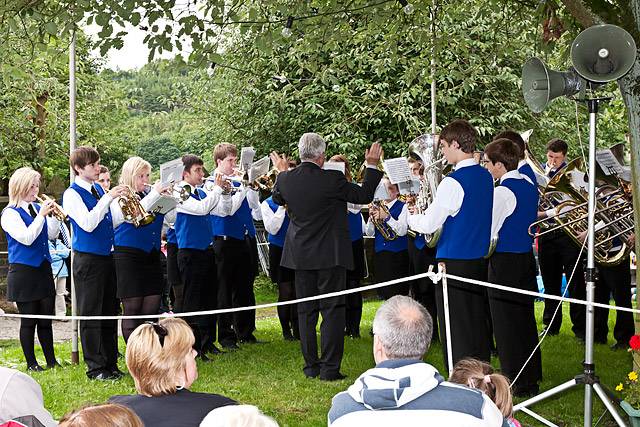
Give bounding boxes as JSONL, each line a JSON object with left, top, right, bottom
{"left": 571, "top": 24, "right": 637, "bottom": 83}
{"left": 522, "top": 57, "right": 583, "bottom": 113}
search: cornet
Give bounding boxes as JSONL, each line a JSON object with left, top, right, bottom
{"left": 369, "top": 200, "right": 397, "bottom": 241}
{"left": 36, "top": 195, "right": 67, "bottom": 222}
{"left": 119, "top": 186, "right": 155, "bottom": 228}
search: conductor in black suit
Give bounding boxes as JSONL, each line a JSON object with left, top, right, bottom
{"left": 270, "top": 133, "right": 383, "bottom": 381}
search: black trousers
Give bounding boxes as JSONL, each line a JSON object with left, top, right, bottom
{"left": 213, "top": 237, "right": 255, "bottom": 345}
{"left": 593, "top": 257, "right": 634, "bottom": 345}
{"left": 488, "top": 252, "right": 542, "bottom": 392}
{"left": 166, "top": 242, "right": 183, "bottom": 311}
{"left": 538, "top": 233, "right": 585, "bottom": 337}
{"left": 437, "top": 258, "right": 491, "bottom": 370}
{"left": 374, "top": 250, "right": 410, "bottom": 299}
{"left": 73, "top": 251, "right": 119, "bottom": 376}
{"left": 408, "top": 242, "right": 439, "bottom": 340}
{"left": 295, "top": 267, "right": 346, "bottom": 378}
{"left": 177, "top": 248, "right": 217, "bottom": 352}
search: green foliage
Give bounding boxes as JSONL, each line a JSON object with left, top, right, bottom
{"left": 135, "top": 135, "right": 181, "bottom": 169}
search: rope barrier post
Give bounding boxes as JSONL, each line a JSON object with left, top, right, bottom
{"left": 69, "top": 29, "right": 79, "bottom": 365}
{"left": 439, "top": 262, "right": 453, "bottom": 376}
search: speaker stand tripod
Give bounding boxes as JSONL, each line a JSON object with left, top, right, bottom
{"left": 514, "top": 97, "right": 627, "bottom": 427}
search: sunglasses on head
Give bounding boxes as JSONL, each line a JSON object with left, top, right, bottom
{"left": 146, "top": 321, "right": 168, "bottom": 347}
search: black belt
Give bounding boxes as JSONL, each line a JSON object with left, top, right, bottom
{"left": 214, "top": 235, "right": 243, "bottom": 242}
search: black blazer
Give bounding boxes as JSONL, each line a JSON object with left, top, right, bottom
{"left": 272, "top": 162, "right": 383, "bottom": 270}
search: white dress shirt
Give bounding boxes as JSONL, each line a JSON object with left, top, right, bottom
{"left": 62, "top": 176, "right": 113, "bottom": 233}
{"left": 407, "top": 158, "right": 477, "bottom": 235}
{"left": 490, "top": 170, "right": 524, "bottom": 240}
{"left": 1, "top": 201, "right": 60, "bottom": 245}
{"left": 110, "top": 188, "right": 162, "bottom": 228}
{"left": 175, "top": 181, "right": 230, "bottom": 216}
{"left": 365, "top": 199, "right": 408, "bottom": 237}
{"left": 224, "top": 186, "right": 261, "bottom": 217}
{"left": 260, "top": 200, "right": 287, "bottom": 235}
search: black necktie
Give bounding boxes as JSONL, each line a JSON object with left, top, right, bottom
{"left": 91, "top": 186, "right": 100, "bottom": 200}
{"left": 28, "top": 204, "right": 37, "bottom": 218}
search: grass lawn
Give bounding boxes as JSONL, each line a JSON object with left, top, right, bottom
{"left": 0, "top": 279, "right": 633, "bottom": 426}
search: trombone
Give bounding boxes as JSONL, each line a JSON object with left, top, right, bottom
{"left": 36, "top": 195, "right": 67, "bottom": 222}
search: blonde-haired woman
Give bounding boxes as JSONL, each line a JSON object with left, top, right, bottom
{"left": 0, "top": 167, "right": 60, "bottom": 370}
{"left": 59, "top": 403, "right": 143, "bottom": 427}
{"left": 110, "top": 156, "right": 168, "bottom": 342}
{"left": 109, "top": 318, "right": 236, "bottom": 426}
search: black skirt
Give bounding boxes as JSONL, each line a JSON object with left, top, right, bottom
{"left": 7, "top": 261, "right": 55, "bottom": 303}
{"left": 268, "top": 244, "right": 295, "bottom": 283}
{"left": 114, "top": 246, "right": 163, "bottom": 298}
{"left": 347, "top": 238, "right": 366, "bottom": 281}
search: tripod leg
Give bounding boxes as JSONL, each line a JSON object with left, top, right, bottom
{"left": 513, "top": 378, "right": 578, "bottom": 412}
{"left": 592, "top": 383, "right": 628, "bottom": 427}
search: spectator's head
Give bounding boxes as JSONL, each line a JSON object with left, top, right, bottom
{"left": 119, "top": 156, "right": 152, "bottom": 193}
{"left": 126, "top": 318, "right": 198, "bottom": 397}
{"left": 298, "top": 133, "right": 326, "bottom": 166}
{"left": 546, "top": 138, "right": 568, "bottom": 169}
{"left": 182, "top": 154, "right": 205, "bottom": 187}
{"left": 439, "top": 120, "right": 478, "bottom": 164}
{"left": 8, "top": 167, "right": 41, "bottom": 207}
{"left": 372, "top": 295, "right": 433, "bottom": 363}
{"left": 69, "top": 146, "right": 101, "bottom": 179}
{"left": 213, "top": 143, "right": 238, "bottom": 176}
{"left": 449, "top": 358, "right": 513, "bottom": 418}
{"left": 200, "top": 405, "right": 278, "bottom": 427}
{"left": 493, "top": 130, "right": 525, "bottom": 160}
{"left": 328, "top": 154, "right": 352, "bottom": 182}
{"left": 97, "top": 165, "right": 111, "bottom": 191}
{"left": 483, "top": 138, "right": 520, "bottom": 180}
{"left": 58, "top": 403, "right": 143, "bottom": 427}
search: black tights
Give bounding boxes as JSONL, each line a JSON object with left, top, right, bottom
{"left": 121, "top": 295, "right": 161, "bottom": 342}
{"left": 17, "top": 296, "right": 57, "bottom": 368}
{"left": 277, "top": 281, "right": 298, "bottom": 338}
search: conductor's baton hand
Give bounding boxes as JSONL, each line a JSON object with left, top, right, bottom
{"left": 365, "top": 142, "right": 383, "bottom": 167}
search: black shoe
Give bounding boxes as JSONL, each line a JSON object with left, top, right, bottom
{"left": 208, "top": 345, "right": 223, "bottom": 355}
{"left": 27, "top": 364, "right": 45, "bottom": 372}
{"left": 221, "top": 342, "right": 239, "bottom": 350}
{"left": 198, "top": 352, "right": 212, "bottom": 362}
{"left": 110, "top": 368, "right": 125, "bottom": 378}
{"left": 240, "top": 336, "right": 268, "bottom": 344}
{"left": 304, "top": 370, "right": 319, "bottom": 379}
{"left": 47, "top": 362, "right": 62, "bottom": 369}
{"left": 611, "top": 342, "right": 628, "bottom": 351}
{"left": 320, "top": 372, "right": 347, "bottom": 381}
{"left": 513, "top": 385, "right": 539, "bottom": 398}
{"left": 88, "top": 370, "right": 119, "bottom": 381}
{"left": 283, "top": 333, "right": 296, "bottom": 341}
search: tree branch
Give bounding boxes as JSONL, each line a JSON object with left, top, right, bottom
{"left": 558, "top": 0, "right": 603, "bottom": 27}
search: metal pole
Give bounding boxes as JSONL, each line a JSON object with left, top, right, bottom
{"left": 69, "top": 30, "right": 79, "bottom": 365}
{"left": 439, "top": 262, "right": 454, "bottom": 376}
{"left": 430, "top": 0, "right": 437, "bottom": 135}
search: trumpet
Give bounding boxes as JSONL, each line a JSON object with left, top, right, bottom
{"left": 369, "top": 200, "right": 397, "bottom": 241}
{"left": 36, "top": 195, "right": 67, "bottom": 222}
{"left": 144, "top": 183, "right": 192, "bottom": 203}
{"left": 119, "top": 186, "right": 155, "bottom": 228}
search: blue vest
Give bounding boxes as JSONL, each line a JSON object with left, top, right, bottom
{"left": 496, "top": 178, "right": 538, "bottom": 253}
{"left": 413, "top": 233, "right": 426, "bottom": 250}
{"left": 166, "top": 227, "right": 177, "bottom": 244}
{"left": 5, "top": 205, "right": 52, "bottom": 267}
{"left": 265, "top": 197, "right": 289, "bottom": 247}
{"left": 114, "top": 194, "right": 164, "bottom": 252}
{"left": 348, "top": 211, "right": 364, "bottom": 242}
{"left": 211, "top": 185, "right": 256, "bottom": 240}
{"left": 68, "top": 182, "right": 114, "bottom": 256}
{"left": 175, "top": 188, "right": 213, "bottom": 250}
{"left": 437, "top": 165, "right": 493, "bottom": 259}
{"left": 518, "top": 163, "right": 537, "bottom": 187}
{"left": 374, "top": 200, "right": 408, "bottom": 253}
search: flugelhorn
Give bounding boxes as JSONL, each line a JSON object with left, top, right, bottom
{"left": 36, "top": 195, "right": 67, "bottom": 221}
{"left": 119, "top": 186, "right": 155, "bottom": 227}
{"left": 369, "top": 200, "right": 397, "bottom": 241}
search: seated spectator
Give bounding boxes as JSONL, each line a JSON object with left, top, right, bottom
{"left": 328, "top": 295, "right": 506, "bottom": 426}
{"left": 450, "top": 359, "right": 521, "bottom": 427}
{"left": 58, "top": 403, "right": 142, "bottom": 427}
{"left": 109, "top": 318, "right": 236, "bottom": 426}
{"left": 200, "top": 405, "right": 278, "bottom": 427}
{"left": 0, "top": 366, "right": 56, "bottom": 427}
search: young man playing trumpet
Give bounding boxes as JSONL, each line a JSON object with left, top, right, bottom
{"left": 484, "top": 138, "right": 542, "bottom": 397}
{"left": 407, "top": 119, "right": 493, "bottom": 368}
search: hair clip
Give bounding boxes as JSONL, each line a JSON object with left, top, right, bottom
{"left": 146, "top": 321, "right": 168, "bottom": 347}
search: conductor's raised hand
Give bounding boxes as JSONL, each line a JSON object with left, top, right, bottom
{"left": 270, "top": 152, "right": 289, "bottom": 172}
{"left": 365, "top": 142, "right": 383, "bottom": 167}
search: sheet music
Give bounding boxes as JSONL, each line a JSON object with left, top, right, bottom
{"left": 397, "top": 177, "right": 421, "bottom": 195}
{"left": 373, "top": 181, "right": 390, "bottom": 200}
{"left": 596, "top": 149, "right": 624, "bottom": 176}
{"left": 240, "top": 147, "right": 256, "bottom": 171}
{"left": 383, "top": 157, "right": 412, "bottom": 184}
{"left": 323, "top": 161, "right": 346, "bottom": 174}
{"left": 148, "top": 196, "right": 179, "bottom": 215}
{"left": 249, "top": 156, "right": 270, "bottom": 182}
{"left": 160, "top": 158, "right": 184, "bottom": 185}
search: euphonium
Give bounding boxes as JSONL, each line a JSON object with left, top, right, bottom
{"left": 36, "top": 194, "right": 67, "bottom": 221}
{"left": 119, "top": 186, "right": 155, "bottom": 228}
{"left": 370, "top": 200, "right": 397, "bottom": 241}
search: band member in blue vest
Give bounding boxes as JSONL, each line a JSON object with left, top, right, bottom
{"left": 493, "top": 130, "right": 537, "bottom": 186}
{"left": 484, "top": 139, "right": 542, "bottom": 397}
{"left": 174, "top": 154, "right": 229, "bottom": 358}
{"left": 63, "top": 146, "right": 128, "bottom": 380}
{"left": 537, "top": 138, "right": 586, "bottom": 339}
{"left": 329, "top": 155, "right": 366, "bottom": 338}
{"left": 408, "top": 119, "right": 494, "bottom": 367}
{"left": 163, "top": 212, "right": 182, "bottom": 312}
{"left": 1, "top": 167, "right": 60, "bottom": 371}
{"left": 261, "top": 191, "right": 297, "bottom": 340}
{"left": 365, "top": 177, "right": 409, "bottom": 299}
{"left": 404, "top": 157, "right": 439, "bottom": 341}
{"left": 110, "top": 157, "right": 168, "bottom": 342}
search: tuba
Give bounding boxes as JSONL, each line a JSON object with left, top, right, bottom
{"left": 407, "top": 134, "right": 444, "bottom": 247}
{"left": 36, "top": 194, "right": 67, "bottom": 222}
{"left": 370, "top": 199, "right": 397, "bottom": 241}
{"left": 119, "top": 186, "right": 155, "bottom": 228}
